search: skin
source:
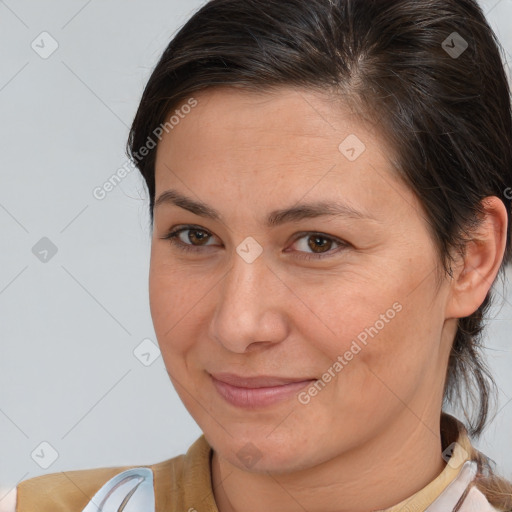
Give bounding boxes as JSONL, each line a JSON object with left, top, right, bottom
{"left": 149, "top": 86, "right": 507, "bottom": 512}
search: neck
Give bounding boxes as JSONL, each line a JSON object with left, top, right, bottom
{"left": 211, "top": 411, "right": 447, "bottom": 512}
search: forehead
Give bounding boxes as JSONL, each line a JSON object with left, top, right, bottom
{"left": 156, "top": 86, "right": 388, "bottom": 172}
{"left": 163, "top": 86, "right": 377, "bottom": 146}
{"left": 152, "top": 86, "right": 417, "bottom": 222}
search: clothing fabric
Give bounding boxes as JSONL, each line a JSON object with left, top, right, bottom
{"left": 4, "top": 414, "right": 501, "bottom": 512}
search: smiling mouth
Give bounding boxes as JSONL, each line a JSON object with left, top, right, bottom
{"left": 209, "top": 373, "right": 316, "bottom": 408}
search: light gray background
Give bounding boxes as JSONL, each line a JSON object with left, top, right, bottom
{"left": 1, "top": 0, "right": 511, "bottom": 495}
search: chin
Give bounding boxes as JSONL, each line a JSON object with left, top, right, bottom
{"left": 206, "top": 426, "right": 322, "bottom": 474}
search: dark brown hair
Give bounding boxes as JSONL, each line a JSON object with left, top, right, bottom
{"left": 127, "top": 0, "right": 512, "bottom": 506}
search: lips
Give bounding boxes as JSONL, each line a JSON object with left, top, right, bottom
{"left": 210, "top": 372, "right": 315, "bottom": 388}
{"left": 209, "top": 372, "right": 317, "bottom": 408}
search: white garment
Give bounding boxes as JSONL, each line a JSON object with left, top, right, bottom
{"left": 425, "top": 461, "right": 499, "bottom": 512}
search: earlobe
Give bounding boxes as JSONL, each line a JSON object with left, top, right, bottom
{"left": 445, "top": 196, "right": 508, "bottom": 319}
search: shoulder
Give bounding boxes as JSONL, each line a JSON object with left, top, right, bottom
{"left": 13, "top": 463, "right": 146, "bottom": 512}
{"left": 9, "top": 452, "right": 187, "bottom": 512}
{"left": 6, "top": 435, "right": 209, "bottom": 512}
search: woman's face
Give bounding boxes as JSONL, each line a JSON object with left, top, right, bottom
{"left": 150, "top": 86, "right": 455, "bottom": 472}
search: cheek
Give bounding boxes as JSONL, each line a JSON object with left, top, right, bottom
{"left": 148, "top": 255, "right": 202, "bottom": 352}
{"left": 288, "top": 272, "right": 404, "bottom": 355}
{"left": 296, "top": 272, "right": 438, "bottom": 398}
{"left": 346, "top": 300, "right": 441, "bottom": 411}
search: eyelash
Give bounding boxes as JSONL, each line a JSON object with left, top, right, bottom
{"left": 160, "top": 225, "right": 348, "bottom": 261}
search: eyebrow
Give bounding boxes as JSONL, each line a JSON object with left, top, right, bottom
{"left": 154, "top": 189, "right": 376, "bottom": 227}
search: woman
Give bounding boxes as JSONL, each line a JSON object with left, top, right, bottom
{"left": 6, "top": 0, "right": 512, "bottom": 510}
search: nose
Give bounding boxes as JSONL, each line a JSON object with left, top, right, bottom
{"left": 208, "top": 247, "right": 289, "bottom": 353}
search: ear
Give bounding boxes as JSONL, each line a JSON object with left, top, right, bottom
{"left": 445, "top": 196, "right": 508, "bottom": 319}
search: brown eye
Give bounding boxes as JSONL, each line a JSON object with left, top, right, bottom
{"left": 290, "top": 232, "right": 348, "bottom": 261}
{"left": 185, "top": 229, "right": 211, "bottom": 245}
{"left": 307, "top": 235, "right": 333, "bottom": 253}
{"left": 161, "top": 225, "right": 219, "bottom": 253}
